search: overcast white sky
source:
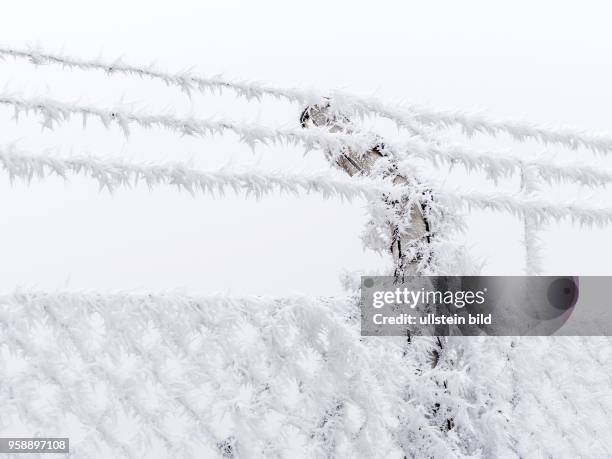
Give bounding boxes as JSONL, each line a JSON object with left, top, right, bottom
{"left": 0, "top": 1, "right": 611, "bottom": 295}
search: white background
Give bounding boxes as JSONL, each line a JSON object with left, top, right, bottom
{"left": 0, "top": 1, "right": 611, "bottom": 295}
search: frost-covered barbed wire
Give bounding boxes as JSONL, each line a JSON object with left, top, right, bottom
{"left": 2, "top": 145, "right": 611, "bottom": 229}
{"left": 0, "top": 46, "right": 429, "bottom": 138}
{"left": 0, "top": 94, "right": 380, "bottom": 155}
{"left": 402, "top": 106, "right": 612, "bottom": 155}
{"left": 2, "top": 93, "right": 609, "bottom": 190}
{"left": 401, "top": 138, "right": 612, "bottom": 188}
{"left": 3, "top": 46, "right": 612, "bottom": 154}
{"left": 0, "top": 145, "right": 395, "bottom": 201}
{"left": 0, "top": 46, "right": 327, "bottom": 104}
{"left": 443, "top": 190, "right": 612, "bottom": 227}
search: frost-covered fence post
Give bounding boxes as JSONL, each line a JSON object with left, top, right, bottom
{"left": 299, "top": 103, "right": 434, "bottom": 280}
{"left": 299, "top": 102, "right": 460, "bottom": 437}
{"left": 520, "top": 165, "right": 542, "bottom": 275}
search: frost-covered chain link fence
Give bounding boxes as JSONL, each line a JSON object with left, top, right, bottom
{"left": 0, "top": 293, "right": 417, "bottom": 458}
{"left": 1, "top": 47, "right": 612, "bottom": 457}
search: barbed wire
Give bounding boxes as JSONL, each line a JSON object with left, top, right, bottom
{"left": 2, "top": 145, "right": 611, "bottom": 227}
{"left": 2, "top": 94, "right": 611, "bottom": 191}
{"left": 0, "top": 144, "right": 394, "bottom": 201}
{"left": 0, "top": 94, "right": 380, "bottom": 155}
{"left": 3, "top": 46, "right": 612, "bottom": 154}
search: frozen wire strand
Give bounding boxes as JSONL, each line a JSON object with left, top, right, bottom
{"left": 2, "top": 46, "right": 612, "bottom": 154}
{"left": 443, "top": 191, "right": 612, "bottom": 228}
{"left": 1, "top": 145, "right": 612, "bottom": 227}
{"left": 0, "top": 145, "right": 397, "bottom": 201}
{"left": 0, "top": 46, "right": 430, "bottom": 138}
{"left": 406, "top": 107, "right": 612, "bottom": 155}
{"left": 0, "top": 46, "right": 326, "bottom": 104}
{"left": 2, "top": 94, "right": 611, "bottom": 190}
{"left": 400, "top": 139, "right": 612, "bottom": 188}
{"left": 0, "top": 94, "right": 380, "bottom": 157}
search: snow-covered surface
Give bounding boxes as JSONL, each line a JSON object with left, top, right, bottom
{"left": 1, "top": 292, "right": 611, "bottom": 457}
{"left": 0, "top": 292, "right": 413, "bottom": 457}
